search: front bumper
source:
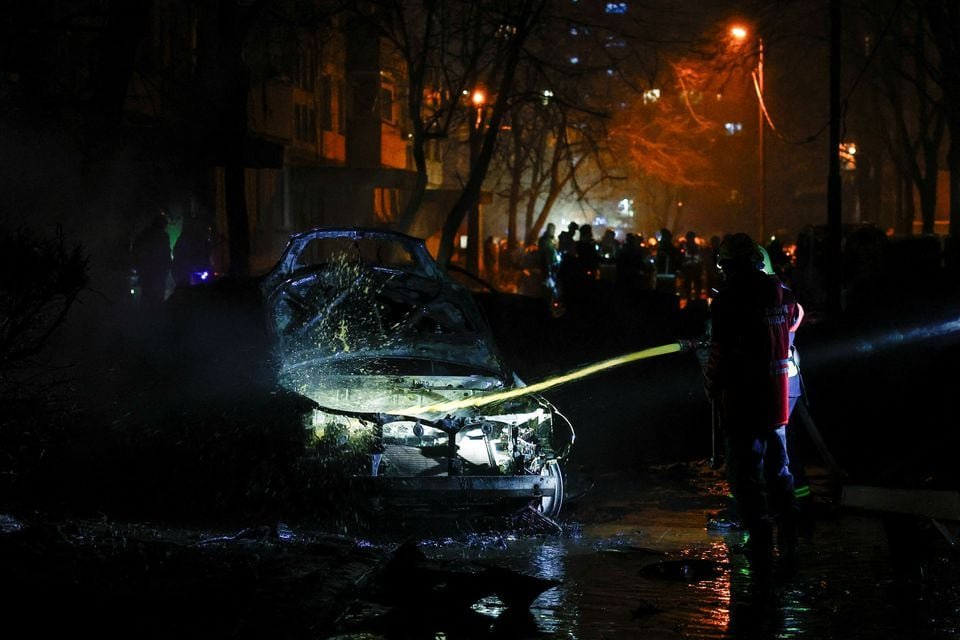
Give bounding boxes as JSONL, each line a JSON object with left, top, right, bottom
{"left": 358, "top": 474, "right": 557, "bottom": 512}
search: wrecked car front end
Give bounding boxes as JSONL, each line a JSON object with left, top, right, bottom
{"left": 261, "top": 228, "right": 573, "bottom": 518}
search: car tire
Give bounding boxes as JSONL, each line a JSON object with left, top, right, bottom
{"left": 539, "top": 461, "right": 564, "bottom": 519}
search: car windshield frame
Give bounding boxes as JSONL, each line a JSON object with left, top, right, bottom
{"left": 263, "top": 227, "right": 513, "bottom": 382}
{"left": 261, "top": 227, "right": 442, "bottom": 293}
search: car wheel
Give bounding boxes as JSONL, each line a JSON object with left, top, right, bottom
{"left": 538, "top": 461, "right": 564, "bottom": 519}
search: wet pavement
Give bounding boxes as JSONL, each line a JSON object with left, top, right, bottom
{"left": 3, "top": 460, "right": 960, "bottom": 638}
{"left": 330, "top": 462, "right": 959, "bottom": 639}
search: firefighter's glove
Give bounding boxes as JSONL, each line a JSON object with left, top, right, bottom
{"left": 694, "top": 346, "right": 710, "bottom": 369}
{"left": 679, "top": 337, "right": 710, "bottom": 361}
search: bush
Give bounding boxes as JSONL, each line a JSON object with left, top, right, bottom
{"left": 0, "top": 225, "right": 88, "bottom": 394}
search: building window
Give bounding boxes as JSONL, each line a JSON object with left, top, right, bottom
{"left": 374, "top": 188, "right": 398, "bottom": 222}
{"left": 336, "top": 79, "right": 346, "bottom": 134}
{"left": 295, "top": 104, "right": 317, "bottom": 143}
{"left": 319, "top": 74, "right": 333, "bottom": 131}
{"left": 380, "top": 86, "right": 395, "bottom": 123}
{"left": 295, "top": 43, "right": 315, "bottom": 91}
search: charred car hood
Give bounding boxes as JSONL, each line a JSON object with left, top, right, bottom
{"left": 280, "top": 366, "right": 507, "bottom": 415}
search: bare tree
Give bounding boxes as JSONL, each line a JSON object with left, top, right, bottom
{"left": 924, "top": 1, "right": 960, "bottom": 240}
{"left": 369, "top": 0, "right": 657, "bottom": 267}
{"left": 604, "top": 59, "right": 721, "bottom": 236}
{"left": 363, "top": 1, "right": 515, "bottom": 239}
{"left": 432, "top": 0, "right": 547, "bottom": 268}
{"left": 852, "top": 0, "right": 945, "bottom": 235}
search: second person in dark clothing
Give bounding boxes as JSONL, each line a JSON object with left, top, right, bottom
{"left": 132, "top": 211, "right": 172, "bottom": 317}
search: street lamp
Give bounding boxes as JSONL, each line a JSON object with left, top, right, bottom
{"left": 471, "top": 89, "right": 486, "bottom": 127}
{"left": 467, "top": 88, "right": 487, "bottom": 275}
{"left": 730, "top": 25, "right": 766, "bottom": 242}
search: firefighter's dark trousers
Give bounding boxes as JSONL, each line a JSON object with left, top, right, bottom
{"left": 726, "top": 424, "right": 798, "bottom": 555}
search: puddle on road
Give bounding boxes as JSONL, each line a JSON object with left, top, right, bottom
{"left": 349, "top": 467, "right": 958, "bottom": 640}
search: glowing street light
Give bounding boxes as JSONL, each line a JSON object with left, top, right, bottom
{"left": 471, "top": 89, "right": 486, "bottom": 127}
{"left": 730, "top": 23, "right": 767, "bottom": 242}
{"left": 467, "top": 87, "right": 488, "bottom": 274}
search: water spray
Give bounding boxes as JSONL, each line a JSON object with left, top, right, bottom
{"left": 803, "top": 313, "right": 960, "bottom": 368}
{"left": 390, "top": 340, "right": 699, "bottom": 416}
{"left": 853, "top": 317, "right": 960, "bottom": 354}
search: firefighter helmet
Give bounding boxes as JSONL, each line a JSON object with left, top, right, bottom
{"left": 717, "top": 232, "right": 763, "bottom": 269}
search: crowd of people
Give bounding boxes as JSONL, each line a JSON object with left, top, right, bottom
{"left": 533, "top": 222, "right": 793, "bottom": 310}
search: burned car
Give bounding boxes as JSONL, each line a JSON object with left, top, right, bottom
{"left": 260, "top": 228, "right": 574, "bottom": 518}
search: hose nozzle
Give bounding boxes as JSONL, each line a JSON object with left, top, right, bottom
{"left": 678, "top": 337, "right": 710, "bottom": 353}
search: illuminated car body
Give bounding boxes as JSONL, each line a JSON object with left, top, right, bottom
{"left": 260, "top": 228, "right": 573, "bottom": 518}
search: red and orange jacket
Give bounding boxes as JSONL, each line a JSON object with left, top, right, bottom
{"left": 705, "top": 270, "right": 798, "bottom": 430}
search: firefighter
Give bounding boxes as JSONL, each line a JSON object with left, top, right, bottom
{"left": 704, "top": 232, "right": 800, "bottom": 573}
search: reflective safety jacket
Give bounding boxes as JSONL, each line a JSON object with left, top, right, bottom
{"left": 705, "top": 270, "right": 798, "bottom": 430}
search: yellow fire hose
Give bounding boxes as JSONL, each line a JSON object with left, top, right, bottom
{"left": 391, "top": 341, "right": 688, "bottom": 416}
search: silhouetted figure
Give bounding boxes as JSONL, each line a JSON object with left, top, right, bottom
{"left": 132, "top": 212, "right": 171, "bottom": 317}
{"left": 575, "top": 224, "right": 600, "bottom": 276}
{"left": 680, "top": 230, "right": 704, "bottom": 300}
{"left": 707, "top": 234, "right": 724, "bottom": 294}
{"left": 599, "top": 228, "right": 620, "bottom": 262}
{"left": 655, "top": 228, "right": 681, "bottom": 294}
{"left": 615, "top": 233, "right": 652, "bottom": 295}
{"left": 483, "top": 235, "right": 498, "bottom": 280}
{"left": 556, "top": 224, "right": 593, "bottom": 312}
{"left": 172, "top": 213, "right": 212, "bottom": 288}
{"left": 557, "top": 224, "right": 602, "bottom": 330}
{"left": 557, "top": 222, "right": 579, "bottom": 257}
{"left": 538, "top": 223, "right": 560, "bottom": 300}
{"left": 765, "top": 238, "right": 790, "bottom": 276}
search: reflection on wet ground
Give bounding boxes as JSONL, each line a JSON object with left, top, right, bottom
{"left": 5, "top": 462, "right": 960, "bottom": 639}
{"left": 339, "top": 462, "right": 960, "bottom": 640}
